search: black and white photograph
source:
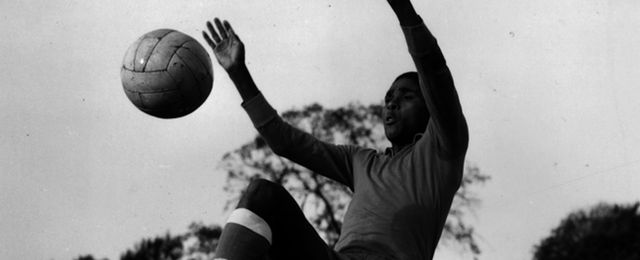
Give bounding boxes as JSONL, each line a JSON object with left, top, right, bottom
{"left": 1, "top": 1, "right": 639, "bottom": 259}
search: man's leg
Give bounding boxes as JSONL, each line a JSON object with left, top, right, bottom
{"left": 215, "top": 179, "right": 336, "bottom": 260}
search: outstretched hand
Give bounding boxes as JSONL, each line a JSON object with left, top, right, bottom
{"left": 202, "top": 18, "right": 244, "bottom": 72}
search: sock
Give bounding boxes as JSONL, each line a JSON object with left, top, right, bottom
{"left": 214, "top": 208, "right": 272, "bottom": 260}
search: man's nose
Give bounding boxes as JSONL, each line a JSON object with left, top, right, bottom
{"left": 386, "top": 99, "right": 398, "bottom": 110}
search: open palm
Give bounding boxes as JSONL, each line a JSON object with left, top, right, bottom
{"left": 203, "top": 18, "right": 245, "bottom": 71}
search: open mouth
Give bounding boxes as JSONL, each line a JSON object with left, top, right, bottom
{"left": 385, "top": 115, "right": 397, "bottom": 125}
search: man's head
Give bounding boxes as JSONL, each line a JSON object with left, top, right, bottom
{"left": 383, "top": 72, "right": 430, "bottom": 147}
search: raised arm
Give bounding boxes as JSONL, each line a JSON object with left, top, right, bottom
{"left": 388, "top": 1, "right": 469, "bottom": 157}
{"left": 203, "top": 18, "right": 358, "bottom": 188}
{"left": 202, "top": 19, "right": 258, "bottom": 101}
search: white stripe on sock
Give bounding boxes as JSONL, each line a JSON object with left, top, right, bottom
{"left": 226, "top": 208, "right": 272, "bottom": 244}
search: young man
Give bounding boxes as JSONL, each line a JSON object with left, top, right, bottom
{"left": 203, "top": 0, "right": 468, "bottom": 259}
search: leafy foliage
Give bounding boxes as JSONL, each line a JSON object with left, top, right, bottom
{"left": 120, "top": 232, "right": 183, "bottom": 260}
{"left": 117, "top": 222, "right": 222, "bottom": 260}
{"left": 73, "top": 255, "right": 107, "bottom": 260}
{"left": 533, "top": 202, "right": 640, "bottom": 260}
{"left": 441, "top": 163, "right": 489, "bottom": 256}
{"left": 219, "top": 102, "right": 489, "bottom": 255}
{"left": 180, "top": 222, "right": 222, "bottom": 260}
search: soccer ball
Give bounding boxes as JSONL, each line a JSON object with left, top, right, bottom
{"left": 121, "top": 29, "right": 213, "bottom": 118}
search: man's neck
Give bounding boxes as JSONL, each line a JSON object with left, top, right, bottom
{"left": 390, "top": 142, "right": 411, "bottom": 155}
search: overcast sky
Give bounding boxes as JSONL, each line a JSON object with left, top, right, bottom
{"left": 2, "top": 0, "right": 640, "bottom": 259}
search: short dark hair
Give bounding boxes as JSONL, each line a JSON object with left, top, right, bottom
{"left": 393, "top": 71, "right": 419, "bottom": 86}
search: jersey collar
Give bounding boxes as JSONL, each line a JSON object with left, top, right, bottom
{"left": 384, "top": 133, "right": 424, "bottom": 156}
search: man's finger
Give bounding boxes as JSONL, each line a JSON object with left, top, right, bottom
{"left": 215, "top": 18, "right": 228, "bottom": 39}
{"left": 207, "top": 21, "right": 222, "bottom": 43}
{"left": 222, "top": 20, "right": 239, "bottom": 41}
{"left": 223, "top": 20, "right": 233, "bottom": 33}
{"left": 202, "top": 31, "right": 216, "bottom": 49}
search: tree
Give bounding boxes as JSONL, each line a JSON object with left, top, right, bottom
{"left": 120, "top": 232, "right": 183, "bottom": 260}
{"left": 533, "top": 202, "right": 640, "bottom": 260}
{"left": 219, "top": 102, "right": 489, "bottom": 256}
{"left": 180, "top": 222, "right": 222, "bottom": 260}
{"left": 119, "top": 223, "right": 222, "bottom": 260}
{"left": 74, "top": 255, "right": 107, "bottom": 260}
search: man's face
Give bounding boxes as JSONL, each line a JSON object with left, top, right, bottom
{"left": 383, "top": 77, "right": 429, "bottom": 146}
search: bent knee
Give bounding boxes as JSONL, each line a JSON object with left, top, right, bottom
{"left": 243, "top": 179, "right": 287, "bottom": 203}
{"left": 246, "top": 178, "right": 279, "bottom": 194}
{"left": 237, "top": 179, "right": 290, "bottom": 217}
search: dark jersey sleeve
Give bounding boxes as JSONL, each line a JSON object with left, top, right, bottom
{"left": 401, "top": 19, "right": 469, "bottom": 158}
{"left": 242, "top": 93, "right": 357, "bottom": 189}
